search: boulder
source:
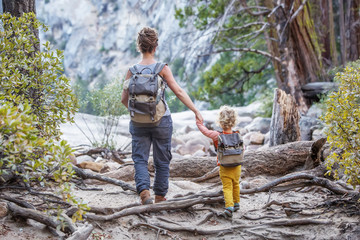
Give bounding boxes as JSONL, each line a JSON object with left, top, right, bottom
{"left": 299, "top": 116, "right": 321, "bottom": 141}
{"left": 245, "top": 117, "right": 271, "bottom": 134}
{"left": 77, "top": 161, "right": 104, "bottom": 172}
{"left": 250, "top": 132, "right": 265, "bottom": 145}
{"left": 76, "top": 155, "right": 95, "bottom": 164}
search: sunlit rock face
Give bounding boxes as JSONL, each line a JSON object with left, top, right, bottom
{"left": 36, "top": 0, "right": 213, "bottom": 87}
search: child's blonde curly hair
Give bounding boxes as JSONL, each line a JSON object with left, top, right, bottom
{"left": 216, "top": 105, "right": 238, "bottom": 130}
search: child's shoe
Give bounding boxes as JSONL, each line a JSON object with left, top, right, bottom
{"left": 220, "top": 207, "right": 234, "bottom": 218}
{"left": 155, "top": 195, "right": 167, "bottom": 203}
{"left": 234, "top": 203, "right": 240, "bottom": 212}
{"left": 140, "top": 190, "right": 153, "bottom": 205}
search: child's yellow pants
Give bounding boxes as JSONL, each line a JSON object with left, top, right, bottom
{"left": 219, "top": 165, "right": 241, "bottom": 208}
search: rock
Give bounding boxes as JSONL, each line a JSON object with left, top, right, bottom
{"left": 240, "top": 181, "right": 250, "bottom": 190}
{"left": 250, "top": 132, "right": 265, "bottom": 145}
{"left": 193, "top": 149, "right": 207, "bottom": 157}
{"left": 245, "top": 117, "right": 271, "bottom": 134}
{"left": 76, "top": 155, "right": 95, "bottom": 164}
{"left": 176, "top": 141, "right": 205, "bottom": 156}
{"left": 243, "top": 131, "right": 264, "bottom": 146}
{"left": 306, "top": 104, "right": 323, "bottom": 119}
{"left": 236, "top": 116, "right": 253, "bottom": 128}
{"left": 238, "top": 127, "right": 248, "bottom": 136}
{"left": 177, "top": 125, "right": 195, "bottom": 135}
{"left": 264, "top": 132, "right": 270, "bottom": 145}
{"left": 69, "top": 154, "right": 77, "bottom": 165}
{"left": 171, "top": 137, "right": 185, "bottom": 149}
{"left": 312, "top": 129, "right": 327, "bottom": 140}
{"left": 0, "top": 202, "right": 8, "bottom": 218}
{"left": 77, "top": 161, "right": 104, "bottom": 172}
{"left": 299, "top": 116, "right": 321, "bottom": 141}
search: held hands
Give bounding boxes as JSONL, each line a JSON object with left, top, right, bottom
{"left": 195, "top": 110, "right": 203, "bottom": 123}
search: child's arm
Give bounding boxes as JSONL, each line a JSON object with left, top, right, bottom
{"left": 196, "top": 119, "right": 220, "bottom": 142}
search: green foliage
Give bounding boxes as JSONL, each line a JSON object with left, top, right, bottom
{"left": 0, "top": 102, "right": 87, "bottom": 221}
{"left": 166, "top": 90, "right": 188, "bottom": 113}
{"left": 129, "top": 41, "right": 140, "bottom": 57}
{"left": 322, "top": 62, "right": 360, "bottom": 188}
{"left": 194, "top": 51, "right": 273, "bottom": 109}
{"left": 175, "top": 1, "right": 275, "bottom": 107}
{"left": 0, "top": 13, "right": 87, "bottom": 222}
{"left": 75, "top": 79, "right": 128, "bottom": 149}
{"left": 0, "top": 13, "right": 78, "bottom": 140}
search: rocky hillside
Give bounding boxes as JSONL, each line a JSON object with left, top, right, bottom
{"left": 36, "top": 0, "right": 214, "bottom": 88}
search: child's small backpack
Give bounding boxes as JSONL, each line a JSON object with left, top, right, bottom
{"left": 128, "top": 63, "right": 167, "bottom": 126}
{"left": 217, "top": 131, "right": 244, "bottom": 167}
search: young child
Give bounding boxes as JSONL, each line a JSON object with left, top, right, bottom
{"left": 196, "top": 105, "right": 242, "bottom": 218}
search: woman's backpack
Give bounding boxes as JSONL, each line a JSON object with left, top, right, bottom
{"left": 217, "top": 131, "right": 244, "bottom": 167}
{"left": 128, "top": 63, "right": 167, "bottom": 126}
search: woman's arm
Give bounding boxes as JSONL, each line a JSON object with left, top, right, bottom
{"left": 161, "top": 65, "right": 203, "bottom": 122}
{"left": 121, "top": 70, "right": 132, "bottom": 108}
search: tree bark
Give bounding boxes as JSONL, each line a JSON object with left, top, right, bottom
{"left": 315, "top": 0, "right": 338, "bottom": 67}
{"left": 264, "top": 0, "right": 328, "bottom": 113}
{"left": 345, "top": 0, "right": 360, "bottom": 62}
{"left": 2, "top": 0, "right": 36, "bottom": 17}
{"left": 269, "top": 88, "right": 300, "bottom": 147}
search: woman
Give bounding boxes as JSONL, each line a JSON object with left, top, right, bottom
{"left": 121, "top": 27, "right": 203, "bottom": 205}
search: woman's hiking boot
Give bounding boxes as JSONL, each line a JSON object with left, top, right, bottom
{"left": 140, "top": 190, "right": 153, "bottom": 205}
{"left": 219, "top": 207, "right": 234, "bottom": 218}
{"left": 155, "top": 195, "right": 166, "bottom": 203}
{"left": 234, "top": 203, "right": 240, "bottom": 212}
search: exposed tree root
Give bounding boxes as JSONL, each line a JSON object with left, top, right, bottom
{"left": 191, "top": 166, "right": 219, "bottom": 183}
{"left": 7, "top": 202, "right": 74, "bottom": 234}
{"left": 72, "top": 165, "right": 136, "bottom": 192}
{"left": 130, "top": 218, "right": 330, "bottom": 237}
{"left": 85, "top": 196, "right": 224, "bottom": 221}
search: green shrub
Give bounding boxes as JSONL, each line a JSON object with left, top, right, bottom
{"left": 78, "top": 79, "right": 128, "bottom": 149}
{"left": 0, "top": 102, "right": 88, "bottom": 221}
{"left": 322, "top": 62, "right": 360, "bottom": 188}
{"left": 0, "top": 12, "right": 86, "bottom": 222}
{"left": 0, "top": 12, "right": 77, "bottom": 140}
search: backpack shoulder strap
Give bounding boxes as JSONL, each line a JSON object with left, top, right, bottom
{"left": 129, "top": 65, "right": 139, "bottom": 75}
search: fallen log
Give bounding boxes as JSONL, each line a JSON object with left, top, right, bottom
{"left": 171, "top": 139, "right": 327, "bottom": 178}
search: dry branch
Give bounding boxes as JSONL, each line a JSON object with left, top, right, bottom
{"left": 72, "top": 165, "right": 136, "bottom": 192}
{"left": 192, "top": 166, "right": 219, "bottom": 182}
{"left": 66, "top": 223, "right": 94, "bottom": 240}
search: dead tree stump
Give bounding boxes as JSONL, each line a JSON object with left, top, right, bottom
{"left": 269, "top": 88, "right": 301, "bottom": 147}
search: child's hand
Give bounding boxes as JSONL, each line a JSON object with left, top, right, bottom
{"left": 195, "top": 110, "right": 203, "bottom": 123}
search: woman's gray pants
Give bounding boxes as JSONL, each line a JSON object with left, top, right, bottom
{"left": 129, "top": 115, "right": 173, "bottom": 196}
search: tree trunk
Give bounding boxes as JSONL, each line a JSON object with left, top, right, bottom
{"left": 345, "top": 0, "right": 360, "bottom": 62}
{"left": 2, "top": 0, "right": 36, "bottom": 17}
{"left": 265, "top": 0, "right": 328, "bottom": 113}
{"left": 269, "top": 88, "right": 300, "bottom": 147}
{"left": 339, "top": 0, "right": 346, "bottom": 65}
{"left": 315, "top": 0, "right": 338, "bottom": 67}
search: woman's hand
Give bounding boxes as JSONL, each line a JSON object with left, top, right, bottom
{"left": 195, "top": 110, "right": 203, "bottom": 123}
